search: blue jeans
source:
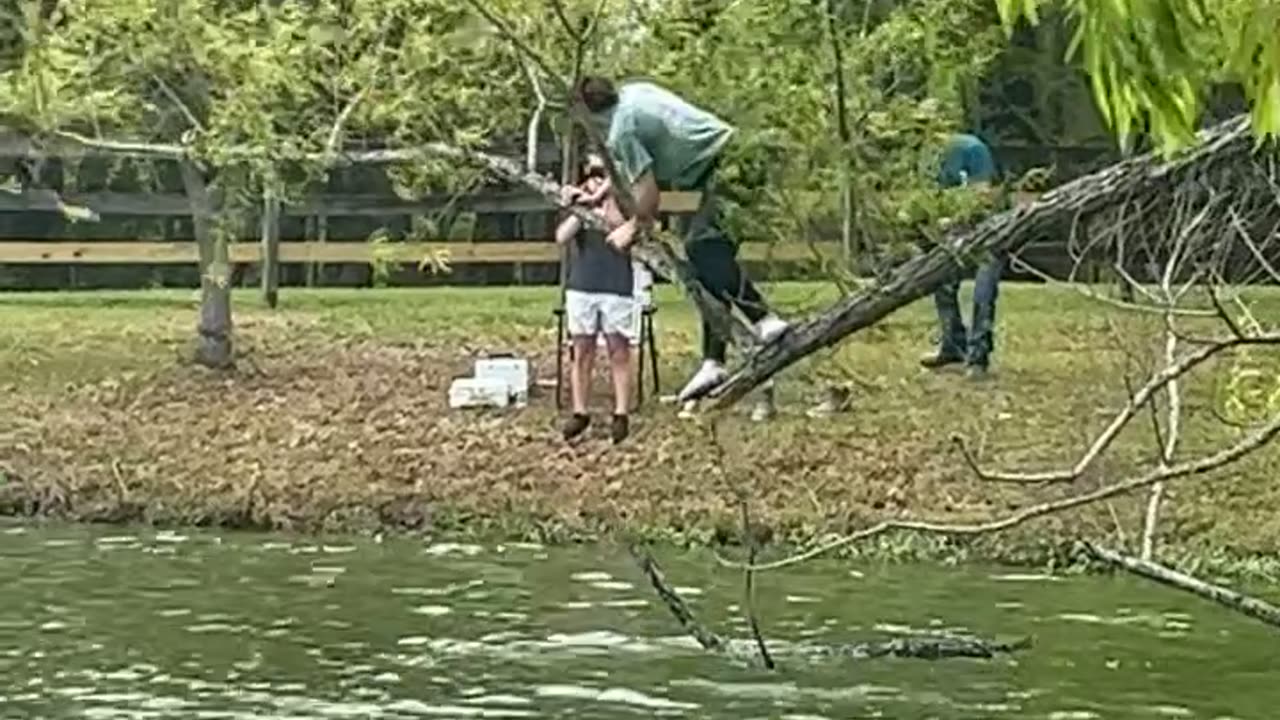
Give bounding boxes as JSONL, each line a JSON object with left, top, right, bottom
{"left": 933, "top": 253, "right": 1004, "bottom": 367}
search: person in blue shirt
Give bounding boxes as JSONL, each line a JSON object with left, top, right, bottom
{"left": 571, "top": 76, "right": 791, "bottom": 403}
{"left": 920, "top": 133, "right": 1004, "bottom": 378}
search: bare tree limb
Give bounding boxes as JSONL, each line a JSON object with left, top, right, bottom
{"left": 326, "top": 88, "right": 369, "bottom": 155}
{"left": 151, "top": 74, "right": 204, "bottom": 133}
{"left": 522, "top": 61, "right": 546, "bottom": 173}
{"left": 29, "top": 129, "right": 742, "bottom": 341}
{"left": 1230, "top": 206, "right": 1280, "bottom": 285}
{"left": 1141, "top": 229, "right": 1189, "bottom": 560}
{"left": 1007, "top": 255, "right": 1218, "bottom": 317}
{"left": 548, "top": 0, "right": 580, "bottom": 40}
{"left": 722, "top": 411, "right": 1280, "bottom": 572}
{"left": 951, "top": 333, "right": 1280, "bottom": 485}
{"left": 1083, "top": 543, "right": 1280, "bottom": 630}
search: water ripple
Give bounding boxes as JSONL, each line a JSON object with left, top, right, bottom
{"left": 535, "top": 684, "right": 699, "bottom": 711}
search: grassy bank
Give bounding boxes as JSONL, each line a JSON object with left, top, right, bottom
{"left": 2, "top": 282, "right": 1279, "bottom": 570}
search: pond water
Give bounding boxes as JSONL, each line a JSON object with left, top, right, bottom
{"left": 0, "top": 524, "right": 1273, "bottom": 719}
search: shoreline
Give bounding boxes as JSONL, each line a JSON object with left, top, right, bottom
{"left": 3, "top": 491, "right": 1279, "bottom": 586}
{"left": 5, "top": 285, "right": 1280, "bottom": 586}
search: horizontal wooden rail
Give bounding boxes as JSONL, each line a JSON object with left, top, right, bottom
{"left": 0, "top": 190, "right": 703, "bottom": 216}
{"left": 0, "top": 240, "right": 837, "bottom": 265}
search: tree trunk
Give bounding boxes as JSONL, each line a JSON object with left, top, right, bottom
{"left": 558, "top": 121, "right": 576, "bottom": 301}
{"left": 825, "top": 0, "right": 855, "bottom": 260}
{"left": 260, "top": 187, "right": 281, "bottom": 308}
{"left": 701, "top": 115, "right": 1256, "bottom": 408}
{"left": 179, "top": 160, "right": 234, "bottom": 369}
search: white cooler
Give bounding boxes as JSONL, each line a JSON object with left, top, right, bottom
{"left": 474, "top": 356, "right": 531, "bottom": 407}
{"left": 448, "top": 376, "right": 512, "bottom": 409}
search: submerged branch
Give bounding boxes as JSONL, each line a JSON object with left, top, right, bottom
{"left": 739, "top": 498, "right": 775, "bottom": 669}
{"left": 627, "top": 544, "right": 1029, "bottom": 663}
{"left": 627, "top": 544, "right": 725, "bottom": 652}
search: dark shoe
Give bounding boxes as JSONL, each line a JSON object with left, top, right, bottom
{"left": 919, "top": 352, "right": 965, "bottom": 370}
{"left": 610, "top": 414, "right": 630, "bottom": 444}
{"left": 562, "top": 413, "right": 590, "bottom": 441}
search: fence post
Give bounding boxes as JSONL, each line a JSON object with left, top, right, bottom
{"left": 261, "top": 187, "right": 281, "bottom": 308}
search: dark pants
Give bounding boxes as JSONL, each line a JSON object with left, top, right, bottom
{"left": 933, "top": 252, "right": 1004, "bottom": 367}
{"left": 683, "top": 172, "right": 768, "bottom": 363}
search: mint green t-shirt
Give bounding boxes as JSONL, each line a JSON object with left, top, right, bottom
{"left": 593, "top": 81, "right": 735, "bottom": 191}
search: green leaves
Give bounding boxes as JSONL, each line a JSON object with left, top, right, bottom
{"left": 999, "top": 0, "right": 1280, "bottom": 153}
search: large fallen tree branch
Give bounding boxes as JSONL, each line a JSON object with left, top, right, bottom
{"left": 626, "top": 543, "right": 1029, "bottom": 664}
{"left": 699, "top": 114, "right": 1263, "bottom": 408}
{"left": 1083, "top": 543, "right": 1280, "bottom": 631}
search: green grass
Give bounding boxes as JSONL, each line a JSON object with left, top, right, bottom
{"left": 2, "top": 281, "right": 1280, "bottom": 570}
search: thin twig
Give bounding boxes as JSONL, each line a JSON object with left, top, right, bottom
{"left": 150, "top": 74, "right": 204, "bottom": 132}
{"left": 326, "top": 88, "right": 369, "bottom": 154}
{"left": 548, "top": 0, "right": 580, "bottom": 40}
{"left": 1230, "top": 207, "right": 1280, "bottom": 284}
{"left": 1104, "top": 502, "right": 1129, "bottom": 548}
{"left": 585, "top": 0, "right": 610, "bottom": 38}
{"left": 1206, "top": 283, "right": 1246, "bottom": 339}
{"left": 1008, "top": 256, "right": 1216, "bottom": 317}
{"left": 739, "top": 497, "right": 775, "bottom": 669}
{"left": 951, "top": 332, "right": 1280, "bottom": 485}
{"left": 465, "top": 1, "right": 564, "bottom": 86}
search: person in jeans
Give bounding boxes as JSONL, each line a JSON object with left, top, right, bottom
{"left": 920, "top": 133, "right": 1004, "bottom": 379}
{"left": 557, "top": 153, "right": 635, "bottom": 444}
{"left": 573, "top": 76, "right": 791, "bottom": 403}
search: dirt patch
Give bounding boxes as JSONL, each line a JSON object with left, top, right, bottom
{"left": 2, "top": 330, "right": 1276, "bottom": 564}
{"left": 4, "top": 285, "right": 1280, "bottom": 566}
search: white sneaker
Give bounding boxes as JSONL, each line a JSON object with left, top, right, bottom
{"left": 754, "top": 314, "right": 790, "bottom": 344}
{"left": 677, "top": 400, "right": 698, "bottom": 420}
{"left": 677, "top": 360, "right": 728, "bottom": 402}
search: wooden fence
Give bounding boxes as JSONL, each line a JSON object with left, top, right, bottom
{"left": 0, "top": 187, "right": 845, "bottom": 299}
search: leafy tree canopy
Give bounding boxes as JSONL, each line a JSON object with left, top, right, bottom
{"left": 997, "top": 0, "right": 1280, "bottom": 151}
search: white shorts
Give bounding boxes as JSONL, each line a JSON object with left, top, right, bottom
{"left": 566, "top": 290, "right": 636, "bottom": 340}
